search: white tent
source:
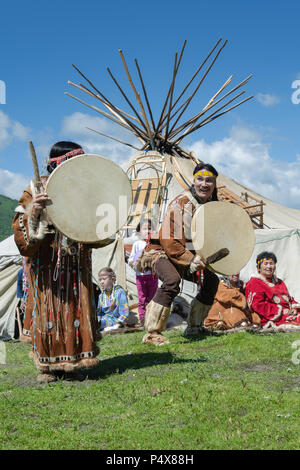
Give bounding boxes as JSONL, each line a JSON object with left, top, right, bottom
{"left": 219, "top": 173, "right": 300, "bottom": 300}
{"left": 0, "top": 235, "right": 22, "bottom": 340}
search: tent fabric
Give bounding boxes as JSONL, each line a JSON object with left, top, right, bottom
{"left": 0, "top": 235, "right": 20, "bottom": 256}
{"left": 240, "top": 228, "right": 300, "bottom": 301}
{"left": 217, "top": 174, "right": 300, "bottom": 229}
{"left": 0, "top": 263, "right": 20, "bottom": 340}
{"left": 0, "top": 235, "right": 22, "bottom": 340}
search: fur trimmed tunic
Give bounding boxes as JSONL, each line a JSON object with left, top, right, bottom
{"left": 12, "top": 184, "right": 100, "bottom": 372}
{"left": 145, "top": 189, "right": 200, "bottom": 271}
{"left": 245, "top": 275, "right": 300, "bottom": 328}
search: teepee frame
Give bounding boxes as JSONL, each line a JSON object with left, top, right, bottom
{"left": 66, "top": 38, "right": 253, "bottom": 157}
{"left": 66, "top": 40, "right": 264, "bottom": 230}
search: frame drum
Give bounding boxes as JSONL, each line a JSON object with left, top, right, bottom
{"left": 191, "top": 201, "right": 255, "bottom": 275}
{"left": 45, "top": 154, "right": 132, "bottom": 243}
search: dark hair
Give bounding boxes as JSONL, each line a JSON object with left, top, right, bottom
{"left": 47, "top": 141, "right": 82, "bottom": 174}
{"left": 193, "top": 162, "right": 218, "bottom": 201}
{"left": 256, "top": 251, "right": 277, "bottom": 269}
{"left": 136, "top": 218, "right": 152, "bottom": 233}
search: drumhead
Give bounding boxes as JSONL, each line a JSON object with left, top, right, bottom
{"left": 191, "top": 201, "right": 255, "bottom": 275}
{"left": 46, "top": 154, "right": 132, "bottom": 243}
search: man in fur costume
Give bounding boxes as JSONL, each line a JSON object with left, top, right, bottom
{"left": 245, "top": 251, "right": 300, "bottom": 329}
{"left": 12, "top": 141, "right": 100, "bottom": 383}
{"left": 204, "top": 274, "right": 260, "bottom": 330}
{"left": 141, "top": 162, "right": 220, "bottom": 346}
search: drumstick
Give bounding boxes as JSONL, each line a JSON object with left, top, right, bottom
{"left": 203, "top": 248, "right": 230, "bottom": 265}
{"left": 28, "top": 140, "right": 43, "bottom": 194}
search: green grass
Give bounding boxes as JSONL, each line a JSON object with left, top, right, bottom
{"left": 0, "top": 194, "right": 18, "bottom": 241}
{"left": 1, "top": 329, "right": 300, "bottom": 450}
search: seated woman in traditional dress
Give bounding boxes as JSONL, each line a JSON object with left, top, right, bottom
{"left": 97, "top": 267, "right": 130, "bottom": 331}
{"left": 204, "top": 273, "right": 261, "bottom": 330}
{"left": 245, "top": 251, "right": 300, "bottom": 329}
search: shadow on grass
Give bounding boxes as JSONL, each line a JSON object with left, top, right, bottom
{"left": 83, "top": 351, "right": 207, "bottom": 380}
{"left": 175, "top": 332, "right": 216, "bottom": 344}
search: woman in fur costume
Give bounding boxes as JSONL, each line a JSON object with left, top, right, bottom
{"left": 12, "top": 141, "right": 100, "bottom": 383}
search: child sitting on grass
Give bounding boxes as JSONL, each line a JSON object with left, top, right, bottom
{"left": 97, "top": 267, "right": 129, "bottom": 331}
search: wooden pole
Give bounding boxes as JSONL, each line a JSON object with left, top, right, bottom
{"left": 158, "top": 38, "right": 222, "bottom": 132}
{"left": 86, "top": 127, "right": 141, "bottom": 150}
{"left": 173, "top": 75, "right": 252, "bottom": 142}
{"left": 164, "top": 52, "right": 178, "bottom": 143}
{"left": 173, "top": 90, "right": 246, "bottom": 142}
{"left": 169, "top": 74, "right": 234, "bottom": 140}
{"left": 118, "top": 50, "right": 153, "bottom": 146}
{"left": 64, "top": 91, "right": 147, "bottom": 142}
{"left": 68, "top": 80, "right": 145, "bottom": 144}
{"left": 155, "top": 39, "right": 187, "bottom": 134}
{"left": 134, "top": 58, "right": 156, "bottom": 131}
{"left": 167, "top": 40, "right": 228, "bottom": 136}
{"left": 77, "top": 81, "right": 140, "bottom": 123}
{"left": 173, "top": 95, "right": 254, "bottom": 143}
{"left": 28, "top": 141, "right": 43, "bottom": 193}
{"left": 106, "top": 66, "right": 148, "bottom": 132}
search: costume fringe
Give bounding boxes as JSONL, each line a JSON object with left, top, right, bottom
{"left": 31, "top": 351, "right": 99, "bottom": 372}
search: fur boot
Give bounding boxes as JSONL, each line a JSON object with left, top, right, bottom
{"left": 36, "top": 372, "right": 57, "bottom": 384}
{"left": 143, "top": 300, "right": 171, "bottom": 345}
{"left": 184, "top": 299, "right": 211, "bottom": 336}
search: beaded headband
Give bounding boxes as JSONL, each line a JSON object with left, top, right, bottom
{"left": 48, "top": 148, "right": 84, "bottom": 165}
{"left": 193, "top": 170, "right": 216, "bottom": 179}
{"left": 257, "top": 257, "right": 275, "bottom": 266}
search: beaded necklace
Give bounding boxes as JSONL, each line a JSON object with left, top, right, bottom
{"left": 99, "top": 285, "right": 117, "bottom": 312}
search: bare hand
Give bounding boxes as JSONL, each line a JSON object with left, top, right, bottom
{"left": 31, "top": 193, "right": 51, "bottom": 218}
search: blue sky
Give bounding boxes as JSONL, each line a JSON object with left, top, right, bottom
{"left": 1, "top": 0, "right": 300, "bottom": 207}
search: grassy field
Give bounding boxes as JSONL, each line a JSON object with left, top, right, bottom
{"left": 0, "top": 194, "right": 18, "bottom": 242}
{"left": 1, "top": 328, "right": 300, "bottom": 450}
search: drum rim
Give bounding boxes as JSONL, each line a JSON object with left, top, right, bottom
{"left": 45, "top": 153, "right": 132, "bottom": 243}
{"left": 191, "top": 200, "right": 255, "bottom": 275}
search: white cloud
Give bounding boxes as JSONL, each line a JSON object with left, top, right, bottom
{"left": 0, "top": 168, "right": 30, "bottom": 200}
{"left": 189, "top": 125, "right": 300, "bottom": 209}
{"left": 60, "top": 112, "right": 138, "bottom": 163}
{"left": 0, "top": 110, "right": 30, "bottom": 150}
{"left": 256, "top": 93, "right": 280, "bottom": 107}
